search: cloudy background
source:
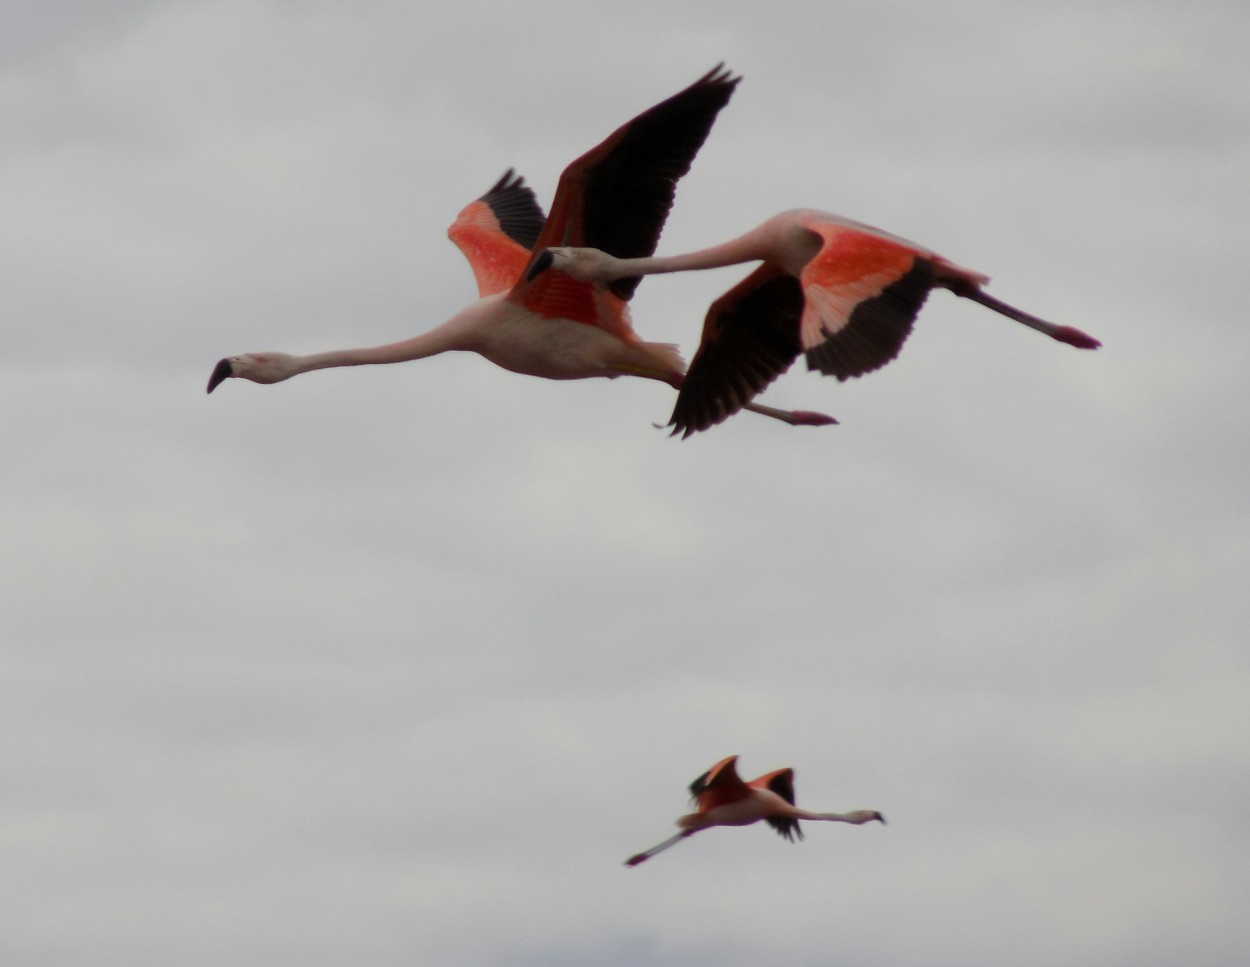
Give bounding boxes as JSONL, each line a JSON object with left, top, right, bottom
{"left": 3, "top": 1, "right": 1248, "bottom": 964}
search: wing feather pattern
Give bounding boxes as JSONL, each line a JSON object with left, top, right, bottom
{"left": 669, "top": 265, "right": 805, "bottom": 437}
{"left": 448, "top": 170, "right": 547, "bottom": 297}
{"left": 803, "top": 257, "right": 935, "bottom": 380}
{"left": 519, "top": 65, "right": 740, "bottom": 305}
{"left": 760, "top": 769, "right": 803, "bottom": 842}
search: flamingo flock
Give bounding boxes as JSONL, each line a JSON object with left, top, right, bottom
{"left": 207, "top": 66, "right": 1100, "bottom": 868}
{"left": 207, "top": 66, "right": 1097, "bottom": 437}
{"left": 207, "top": 67, "right": 834, "bottom": 431}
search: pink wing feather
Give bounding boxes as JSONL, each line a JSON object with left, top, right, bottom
{"left": 447, "top": 169, "right": 546, "bottom": 298}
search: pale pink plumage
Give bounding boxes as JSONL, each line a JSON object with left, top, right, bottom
{"left": 539, "top": 208, "right": 1100, "bottom": 436}
{"left": 206, "top": 68, "right": 835, "bottom": 432}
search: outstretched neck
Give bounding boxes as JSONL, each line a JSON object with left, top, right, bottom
{"left": 793, "top": 808, "right": 884, "bottom": 825}
{"left": 613, "top": 232, "right": 773, "bottom": 277}
{"left": 295, "top": 334, "right": 449, "bottom": 374}
{"left": 289, "top": 301, "right": 490, "bottom": 376}
{"left": 601, "top": 212, "right": 818, "bottom": 278}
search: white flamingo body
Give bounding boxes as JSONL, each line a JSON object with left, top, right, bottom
{"left": 466, "top": 297, "right": 682, "bottom": 382}
{"left": 538, "top": 207, "right": 1100, "bottom": 435}
{"left": 691, "top": 787, "right": 794, "bottom": 828}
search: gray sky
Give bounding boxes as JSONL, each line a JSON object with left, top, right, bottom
{"left": 3, "top": 1, "right": 1248, "bottom": 965}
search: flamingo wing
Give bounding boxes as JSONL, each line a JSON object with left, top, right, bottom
{"left": 669, "top": 264, "right": 805, "bottom": 437}
{"left": 764, "top": 813, "right": 803, "bottom": 843}
{"left": 514, "top": 65, "right": 739, "bottom": 332}
{"left": 688, "top": 754, "right": 747, "bottom": 805}
{"left": 448, "top": 169, "right": 547, "bottom": 298}
{"left": 752, "top": 768, "right": 804, "bottom": 842}
{"left": 751, "top": 768, "right": 798, "bottom": 805}
{"left": 796, "top": 217, "right": 937, "bottom": 380}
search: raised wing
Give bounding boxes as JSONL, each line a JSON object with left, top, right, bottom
{"left": 797, "top": 215, "right": 936, "bottom": 380}
{"left": 448, "top": 170, "right": 547, "bottom": 298}
{"left": 669, "top": 264, "right": 805, "bottom": 437}
{"left": 752, "top": 767, "right": 804, "bottom": 843}
{"left": 514, "top": 64, "right": 739, "bottom": 328}
{"left": 751, "top": 767, "right": 797, "bottom": 805}
{"left": 688, "top": 754, "right": 746, "bottom": 806}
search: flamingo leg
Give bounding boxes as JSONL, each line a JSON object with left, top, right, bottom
{"left": 657, "top": 401, "right": 837, "bottom": 438}
{"left": 741, "top": 401, "right": 838, "bottom": 427}
{"left": 624, "top": 830, "right": 694, "bottom": 867}
{"left": 959, "top": 287, "right": 1101, "bottom": 350}
{"left": 652, "top": 401, "right": 836, "bottom": 434}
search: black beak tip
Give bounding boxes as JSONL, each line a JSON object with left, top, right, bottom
{"left": 206, "top": 358, "right": 233, "bottom": 394}
{"left": 525, "top": 248, "right": 554, "bottom": 283}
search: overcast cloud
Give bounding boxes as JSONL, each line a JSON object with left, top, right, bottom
{"left": 2, "top": 1, "right": 1248, "bottom": 965}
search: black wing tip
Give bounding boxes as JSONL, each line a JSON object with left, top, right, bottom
{"left": 667, "top": 413, "right": 716, "bottom": 440}
{"left": 574, "top": 62, "right": 741, "bottom": 268}
{"left": 769, "top": 816, "right": 804, "bottom": 843}
{"left": 673, "top": 63, "right": 741, "bottom": 126}
{"left": 479, "top": 168, "right": 546, "bottom": 251}
{"left": 697, "top": 63, "right": 742, "bottom": 90}
{"left": 669, "top": 269, "right": 805, "bottom": 437}
{"left": 667, "top": 391, "right": 740, "bottom": 439}
{"left": 768, "top": 771, "right": 797, "bottom": 807}
{"left": 486, "top": 167, "right": 526, "bottom": 194}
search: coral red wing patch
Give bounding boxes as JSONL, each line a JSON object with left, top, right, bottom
{"left": 518, "top": 270, "right": 600, "bottom": 325}
{"left": 514, "top": 270, "right": 637, "bottom": 344}
{"left": 798, "top": 224, "right": 936, "bottom": 380}
{"left": 448, "top": 204, "right": 534, "bottom": 298}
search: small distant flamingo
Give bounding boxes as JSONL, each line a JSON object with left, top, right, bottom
{"left": 534, "top": 209, "right": 1101, "bottom": 436}
{"left": 205, "top": 67, "right": 834, "bottom": 431}
{"left": 625, "top": 755, "right": 884, "bottom": 867}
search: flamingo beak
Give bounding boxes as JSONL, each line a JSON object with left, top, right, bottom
{"left": 206, "top": 358, "right": 234, "bottom": 394}
{"left": 525, "top": 249, "right": 554, "bottom": 282}
{"left": 874, "top": 812, "right": 886, "bottom": 824}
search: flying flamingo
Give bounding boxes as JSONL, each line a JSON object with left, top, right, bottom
{"left": 532, "top": 209, "right": 1101, "bottom": 436}
{"left": 204, "top": 67, "right": 835, "bottom": 431}
{"left": 625, "top": 755, "right": 884, "bottom": 867}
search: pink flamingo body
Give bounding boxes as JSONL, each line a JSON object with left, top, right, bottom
{"left": 625, "top": 754, "right": 884, "bottom": 867}
{"left": 537, "top": 208, "right": 1101, "bottom": 436}
{"left": 205, "top": 68, "right": 834, "bottom": 431}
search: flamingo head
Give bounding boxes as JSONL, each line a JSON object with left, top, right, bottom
{"left": 526, "top": 246, "right": 619, "bottom": 284}
{"left": 206, "top": 352, "right": 300, "bottom": 393}
{"left": 853, "top": 810, "right": 886, "bottom": 825}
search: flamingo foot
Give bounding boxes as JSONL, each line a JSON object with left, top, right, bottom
{"left": 624, "top": 853, "right": 650, "bottom": 867}
{"left": 788, "top": 410, "right": 838, "bottom": 426}
{"left": 1052, "top": 326, "right": 1101, "bottom": 350}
